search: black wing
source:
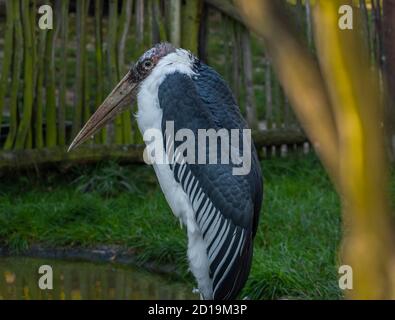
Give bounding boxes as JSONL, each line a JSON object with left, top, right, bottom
{"left": 158, "top": 68, "right": 263, "bottom": 300}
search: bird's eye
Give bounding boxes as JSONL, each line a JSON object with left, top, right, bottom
{"left": 143, "top": 60, "right": 153, "bottom": 70}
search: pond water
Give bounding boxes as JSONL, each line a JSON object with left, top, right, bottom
{"left": 0, "top": 257, "right": 198, "bottom": 300}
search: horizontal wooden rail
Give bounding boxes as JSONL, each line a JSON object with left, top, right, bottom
{"left": 252, "top": 129, "right": 307, "bottom": 147}
{"left": 0, "top": 130, "right": 308, "bottom": 171}
{"left": 0, "top": 144, "right": 145, "bottom": 171}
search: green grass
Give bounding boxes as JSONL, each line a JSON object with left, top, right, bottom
{"left": 0, "top": 155, "right": 342, "bottom": 299}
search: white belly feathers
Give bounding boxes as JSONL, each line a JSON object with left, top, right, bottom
{"left": 134, "top": 50, "right": 214, "bottom": 299}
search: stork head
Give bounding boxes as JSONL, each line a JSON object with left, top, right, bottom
{"left": 68, "top": 42, "right": 176, "bottom": 151}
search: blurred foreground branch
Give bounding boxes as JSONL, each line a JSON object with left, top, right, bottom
{"left": 313, "top": 0, "right": 395, "bottom": 299}
{"left": 236, "top": 0, "right": 395, "bottom": 299}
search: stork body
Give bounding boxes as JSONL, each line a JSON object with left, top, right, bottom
{"left": 69, "top": 43, "right": 263, "bottom": 300}
{"left": 136, "top": 48, "right": 262, "bottom": 299}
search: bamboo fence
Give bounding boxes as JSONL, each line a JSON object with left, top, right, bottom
{"left": 0, "top": 0, "right": 382, "bottom": 168}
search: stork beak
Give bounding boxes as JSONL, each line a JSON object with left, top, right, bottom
{"left": 68, "top": 71, "right": 139, "bottom": 152}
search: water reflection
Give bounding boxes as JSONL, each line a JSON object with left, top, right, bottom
{"left": 0, "top": 257, "right": 198, "bottom": 300}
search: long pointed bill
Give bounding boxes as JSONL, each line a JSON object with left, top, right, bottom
{"left": 68, "top": 71, "right": 139, "bottom": 152}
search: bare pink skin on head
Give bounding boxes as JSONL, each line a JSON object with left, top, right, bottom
{"left": 142, "top": 42, "right": 176, "bottom": 64}
{"left": 130, "top": 43, "right": 176, "bottom": 82}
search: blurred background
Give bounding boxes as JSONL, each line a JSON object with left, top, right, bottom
{"left": 0, "top": 0, "right": 394, "bottom": 300}
{"left": 0, "top": 0, "right": 309, "bottom": 154}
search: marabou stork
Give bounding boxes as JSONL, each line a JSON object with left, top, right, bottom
{"left": 69, "top": 43, "right": 263, "bottom": 300}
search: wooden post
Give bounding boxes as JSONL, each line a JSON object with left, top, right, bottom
{"left": 135, "top": 0, "right": 145, "bottom": 45}
{"left": 169, "top": 0, "right": 181, "bottom": 47}
{"left": 118, "top": 0, "right": 133, "bottom": 144}
{"left": 152, "top": 0, "right": 167, "bottom": 43}
{"left": 15, "top": 0, "right": 34, "bottom": 149}
{"left": 181, "top": 0, "right": 202, "bottom": 54}
{"left": 72, "top": 0, "right": 88, "bottom": 139}
{"left": 0, "top": 0, "right": 14, "bottom": 134}
{"left": 198, "top": 2, "right": 208, "bottom": 62}
{"left": 94, "top": 0, "right": 106, "bottom": 144}
{"left": 231, "top": 21, "right": 241, "bottom": 103}
{"left": 118, "top": 0, "right": 133, "bottom": 77}
{"left": 265, "top": 56, "right": 273, "bottom": 130}
{"left": 29, "top": 0, "right": 37, "bottom": 150}
{"left": 4, "top": 0, "right": 22, "bottom": 150}
{"left": 83, "top": 1, "right": 92, "bottom": 125}
{"left": 108, "top": 0, "right": 123, "bottom": 144}
{"left": 44, "top": 4, "right": 57, "bottom": 147}
{"left": 58, "top": 0, "right": 69, "bottom": 146}
{"left": 32, "top": 30, "right": 46, "bottom": 150}
{"left": 241, "top": 27, "right": 258, "bottom": 130}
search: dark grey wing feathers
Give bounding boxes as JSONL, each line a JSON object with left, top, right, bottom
{"left": 158, "top": 70, "right": 262, "bottom": 300}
